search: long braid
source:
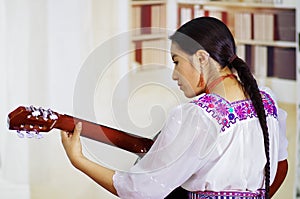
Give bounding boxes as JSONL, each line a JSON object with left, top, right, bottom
{"left": 229, "top": 57, "right": 270, "bottom": 199}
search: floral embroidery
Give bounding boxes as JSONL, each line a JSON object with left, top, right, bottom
{"left": 191, "top": 91, "right": 278, "bottom": 132}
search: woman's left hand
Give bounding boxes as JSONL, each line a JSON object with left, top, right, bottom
{"left": 61, "top": 122, "right": 85, "bottom": 167}
{"left": 61, "top": 122, "right": 118, "bottom": 195}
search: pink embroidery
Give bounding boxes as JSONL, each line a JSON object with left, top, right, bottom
{"left": 192, "top": 91, "right": 277, "bottom": 132}
{"left": 189, "top": 189, "right": 266, "bottom": 199}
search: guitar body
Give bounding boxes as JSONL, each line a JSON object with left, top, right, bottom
{"left": 165, "top": 187, "right": 188, "bottom": 199}
{"left": 7, "top": 105, "right": 189, "bottom": 198}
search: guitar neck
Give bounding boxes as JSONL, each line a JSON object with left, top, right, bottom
{"left": 54, "top": 114, "right": 154, "bottom": 156}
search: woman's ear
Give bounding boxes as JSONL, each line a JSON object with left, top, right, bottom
{"left": 195, "top": 50, "right": 210, "bottom": 65}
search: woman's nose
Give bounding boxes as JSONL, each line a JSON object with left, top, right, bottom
{"left": 172, "top": 69, "right": 178, "bottom": 81}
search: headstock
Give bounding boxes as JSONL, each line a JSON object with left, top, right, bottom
{"left": 7, "top": 106, "right": 59, "bottom": 139}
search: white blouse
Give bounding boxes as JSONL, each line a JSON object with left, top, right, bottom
{"left": 113, "top": 88, "right": 288, "bottom": 199}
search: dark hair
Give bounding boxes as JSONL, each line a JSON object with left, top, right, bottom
{"left": 170, "top": 17, "right": 270, "bottom": 198}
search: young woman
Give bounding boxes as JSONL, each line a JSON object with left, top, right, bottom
{"left": 61, "top": 17, "right": 288, "bottom": 199}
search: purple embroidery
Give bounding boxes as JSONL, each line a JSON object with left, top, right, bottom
{"left": 215, "top": 102, "right": 228, "bottom": 117}
{"left": 234, "top": 104, "right": 248, "bottom": 120}
{"left": 192, "top": 91, "right": 277, "bottom": 132}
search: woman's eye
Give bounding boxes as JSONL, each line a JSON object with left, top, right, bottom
{"left": 173, "top": 61, "right": 178, "bottom": 65}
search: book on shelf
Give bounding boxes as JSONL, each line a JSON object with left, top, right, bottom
{"left": 267, "top": 47, "right": 296, "bottom": 80}
{"left": 179, "top": 6, "right": 193, "bottom": 26}
{"left": 254, "top": 46, "right": 268, "bottom": 85}
{"left": 204, "top": 10, "right": 228, "bottom": 24}
{"left": 133, "top": 41, "right": 143, "bottom": 64}
{"left": 178, "top": 4, "right": 215, "bottom": 27}
{"left": 245, "top": 45, "right": 255, "bottom": 73}
{"left": 274, "top": 10, "right": 296, "bottom": 42}
{"left": 236, "top": 44, "right": 246, "bottom": 61}
{"left": 132, "top": 3, "right": 166, "bottom": 35}
{"left": 236, "top": 44, "right": 255, "bottom": 73}
{"left": 194, "top": 5, "right": 205, "bottom": 18}
{"left": 180, "top": 8, "right": 192, "bottom": 25}
{"left": 132, "top": 4, "right": 142, "bottom": 35}
{"left": 132, "top": 39, "right": 167, "bottom": 66}
{"left": 151, "top": 4, "right": 166, "bottom": 32}
{"left": 252, "top": 10, "right": 296, "bottom": 43}
{"left": 141, "top": 39, "right": 167, "bottom": 66}
{"left": 240, "top": 44, "right": 296, "bottom": 81}
{"left": 234, "top": 12, "right": 252, "bottom": 40}
{"left": 253, "top": 13, "right": 274, "bottom": 41}
{"left": 141, "top": 5, "right": 152, "bottom": 34}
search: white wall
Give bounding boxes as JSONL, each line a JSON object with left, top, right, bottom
{"left": 1, "top": 0, "right": 131, "bottom": 198}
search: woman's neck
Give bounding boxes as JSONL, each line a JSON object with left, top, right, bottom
{"left": 206, "top": 73, "right": 237, "bottom": 93}
{"left": 206, "top": 67, "right": 247, "bottom": 102}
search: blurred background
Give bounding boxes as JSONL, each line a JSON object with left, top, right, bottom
{"left": 0, "top": 0, "right": 299, "bottom": 198}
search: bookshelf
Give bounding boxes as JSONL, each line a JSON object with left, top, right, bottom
{"left": 177, "top": 0, "right": 297, "bottom": 104}
{"left": 130, "top": 0, "right": 168, "bottom": 67}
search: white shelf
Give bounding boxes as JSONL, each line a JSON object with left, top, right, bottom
{"left": 177, "top": 0, "right": 296, "bottom": 9}
{"left": 132, "top": 0, "right": 166, "bottom": 6}
{"left": 236, "top": 39, "right": 297, "bottom": 48}
{"left": 131, "top": 33, "right": 167, "bottom": 41}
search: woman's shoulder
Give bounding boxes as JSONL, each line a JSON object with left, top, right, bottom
{"left": 168, "top": 98, "right": 209, "bottom": 122}
{"left": 169, "top": 93, "right": 218, "bottom": 117}
{"left": 259, "top": 86, "right": 278, "bottom": 104}
{"left": 166, "top": 95, "right": 215, "bottom": 130}
{"left": 259, "top": 87, "right": 279, "bottom": 117}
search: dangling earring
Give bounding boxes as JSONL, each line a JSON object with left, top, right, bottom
{"left": 198, "top": 73, "right": 209, "bottom": 94}
{"left": 197, "top": 73, "right": 205, "bottom": 88}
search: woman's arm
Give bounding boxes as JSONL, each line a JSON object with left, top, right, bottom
{"left": 270, "top": 159, "right": 288, "bottom": 197}
{"left": 61, "top": 122, "right": 118, "bottom": 196}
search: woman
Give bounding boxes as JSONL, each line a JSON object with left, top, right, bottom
{"left": 61, "top": 17, "right": 288, "bottom": 199}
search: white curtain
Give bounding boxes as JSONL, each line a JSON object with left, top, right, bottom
{"left": 0, "top": 0, "right": 129, "bottom": 198}
{"left": 1, "top": 1, "right": 33, "bottom": 198}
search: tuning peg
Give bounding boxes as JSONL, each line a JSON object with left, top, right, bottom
{"left": 35, "top": 134, "right": 43, "bottom": 139}
{"left": 42, "top": 110, "right": 48, "bottom": 120}
{"left": 16, "top": 130, "right": 25, "bottom": 138}
{"left": 32, "top": 110, "right": 40, "bottom": 117}
{"left": 30, "top": 106, "right": 41, "bottom": 117}
{"left": 26, "top": 131, "right": 34, "bottom": 138}
{"left": 48, "top": 109, "right": 58, "bottom": 120}
{"left": 37, "top": 107, "right": 47, "bottom": 120}
{"left": 31, "top": 129, "right": 43, "bottom": 139}
{"left": 49, "top": 114, "right": 58, "bottom": 120}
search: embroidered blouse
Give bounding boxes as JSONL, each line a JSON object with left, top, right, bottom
{"left": 113, "top": 88, "right": 288, "bottom": 199}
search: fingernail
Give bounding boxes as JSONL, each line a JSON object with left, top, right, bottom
{"left": 78, "top": 122, "right": 82, "bottom": 129}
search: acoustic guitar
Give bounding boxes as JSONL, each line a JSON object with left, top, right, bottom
{"left": 7, "top": 105, "right": 188, "bottom": 198}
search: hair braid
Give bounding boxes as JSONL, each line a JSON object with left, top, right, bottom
{"left": 229, "top": 57, "right": 270, "bottom": 199}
